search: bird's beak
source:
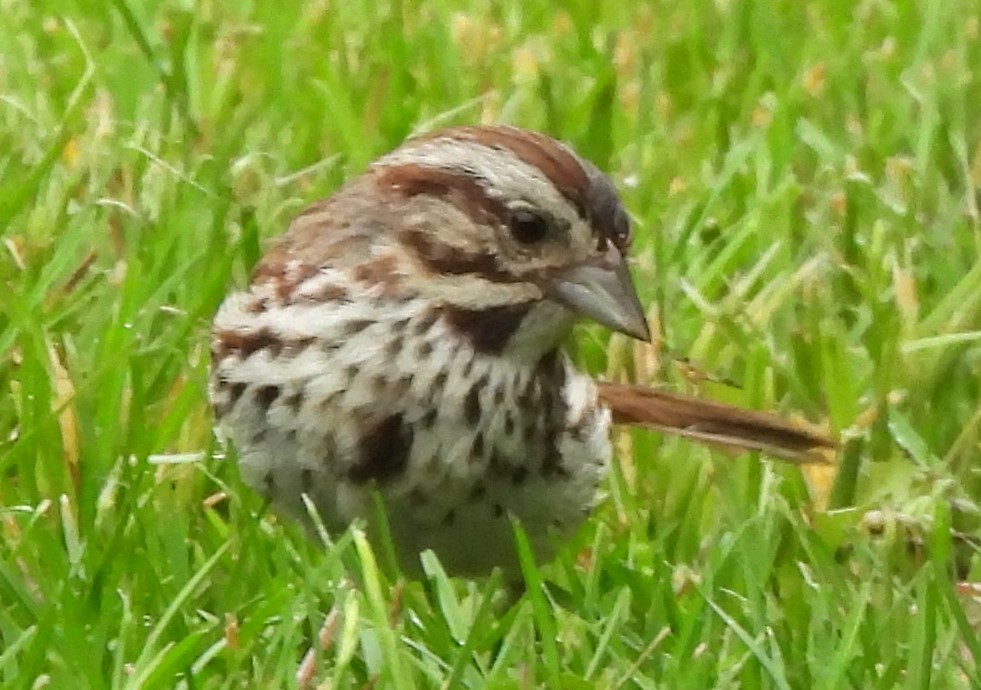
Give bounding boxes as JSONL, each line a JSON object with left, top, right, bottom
{"left": 547, "top": 245, "right": 651, "bottom": 341}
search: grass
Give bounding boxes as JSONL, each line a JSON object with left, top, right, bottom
{"left": 1, "top": 0, "right": 979, "bottom": 687}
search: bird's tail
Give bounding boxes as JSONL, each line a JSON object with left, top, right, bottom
{"left": 597, "top": 381, "right": 836, "bottom": 465}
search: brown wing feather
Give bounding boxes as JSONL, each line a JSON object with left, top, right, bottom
{"left": 597, "top": 381, "right": 837, "bottom": 465}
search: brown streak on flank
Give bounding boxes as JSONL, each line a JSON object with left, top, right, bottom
{"left": 399, "top": 228, "right": 515, "bottom": 283}
{"left": 315, "top": 283, "right": 350, "bottom": 302}
{"left": 245, "top": 296, "right": 269, "bottom": 314}
{"left": 442, "top": 303, "right": 530, "bottom": 354}
{"left": 215, "top": 329, "right": 317, "bottom": 360}
{"left": 353, "top": 254, "right": 399, "bottom": 285}
{"left": 252, "top": 261, "right": 321, "bottom": 301}
{"left": 215, "top": 328, "right": 280, "bottom": 359}
{"left": 349, "top": 414, "right": 413, "bottom": 484}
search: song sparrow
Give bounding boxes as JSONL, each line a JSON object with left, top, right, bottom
{"left": 210, "top": 126, "right": 833, "bottom": 577}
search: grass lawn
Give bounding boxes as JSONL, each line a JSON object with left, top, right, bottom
{"left": 1, "top": 1, "right": 980, "bottom": 687}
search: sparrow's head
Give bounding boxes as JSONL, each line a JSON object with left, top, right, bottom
{"left": 269, "top": 126, "right": 649, "bottom": 360}
{"left": 375, "top": 127, "right": 649, "bottom": 352}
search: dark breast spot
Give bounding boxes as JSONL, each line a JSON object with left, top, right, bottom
{"left": 464, "top": 376, "right": 486, "bottom": 426}
{"left": 443, "top": 304, "right": 530, "bottom": 354}
{"left": 541, "top": 444, "right": 570, "bottom": 479}
{"left": 432, "top": 370, "right": 449, "bottom": 391}
{"left": 493, "top": 382, "right": 506, "bottom": 405}
{"left": 344, "top": 364, "right": 359, "bottom": 383}
{"left": 503, "top": 411, "right": 515, "bottom": 435}
{"left": 262, "top": 471, "right": 275, "bottom": 498}
{"left": 414, "top": 310, "right": 439, "bottom": 335}
{"left": 255, "top": 385, "right": 281, "bottom": 411}
{"left": 211, "top": 400, "right": 231, "bottom": 420}
{"left": 284, "top": 391, "right": 305, "bottom": 413}
{"left": 349, "top": 414, "right": 414, "bottom": 484}
{"left": 489, "top": 449, "right": 510, "bottom": 478}
{"left": 535, "top": 351, "right": 570, "bottom": 479}
{"left": 471, "top": 431, "right": 486, "bottom": 461}
{"left": 391, "top": 376, "right": 412, "bottom": 398}
{"left": 344, "top": 319, "right": 373, "bottom": 336}
{"left": 229, "top": 382, "right": 247, "bottom": 405}
{"left": 523, "top": 422, "right": 538, "bottom": 445}
{"left": 511, "top": 465, "right": 529, "bottom": 485}
{"left": 246, "top": 297, "right": 269, "bottom": 314}
{"left": 283, "top": 337, "right": 316, "bottom": 358}
{"left": 385, "top": 333, "right": 404, "bottom": 358}
{"left": 420, "top": 408, "right": 438, "bottom": 428}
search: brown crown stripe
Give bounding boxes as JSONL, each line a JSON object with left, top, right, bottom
{"left": 376, "top": 163, "right": 509, "bottom": 226}
{"left": 415, "top": 127, "right": 591, "bottom": 219}
{"left": 442, "top": 303, "right": 531, "bottom": 354}
{"left": 409, "top": 126, "right": 632, "bottom": 252}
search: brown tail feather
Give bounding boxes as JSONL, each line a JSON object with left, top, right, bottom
{"left": 597, "top": 381, "right": 837, "bottom": 465}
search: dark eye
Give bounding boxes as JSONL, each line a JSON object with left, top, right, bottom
{"left": 509, "top": 209, "right": 549, "bottom": 244}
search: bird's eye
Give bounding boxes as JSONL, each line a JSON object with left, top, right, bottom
{"left": 508, "top": 209, "right": 549, "bottom": 244}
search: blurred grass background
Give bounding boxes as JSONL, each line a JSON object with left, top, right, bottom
{"left": 1, "top": 0, "right": 979, "bottom": 687}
